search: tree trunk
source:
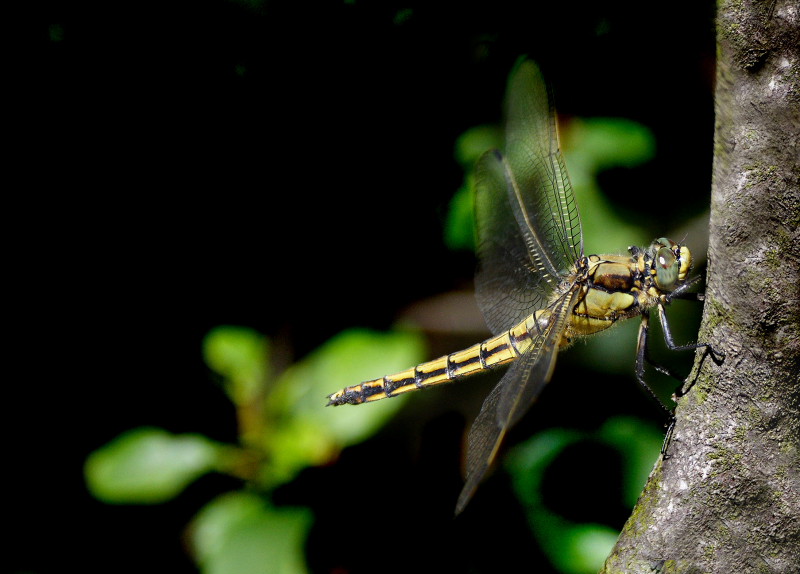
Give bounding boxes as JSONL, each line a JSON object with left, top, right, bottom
{"left": 602, "top": 1, "right": 799, "bottom": 572}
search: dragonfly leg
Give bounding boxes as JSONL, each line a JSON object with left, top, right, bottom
{"left": 662, "top": 275, "right": 725, "bottom": 365}
{"left": 656, "top": 302, "right": 726, "bottom": 401}
{"left": 665, "top": 274, "right": 705, "bottom": 301}
{"left": 635, "top": 312, "right": 674, "bottom": 415}
{"left": 636, "top": 314, "right": 681, "bottom": 456}
{"left": 656, "top": 303, "right": 711, "bottom": 353}
{"left": 657, "top": 301, "right": 724, "bottom": 361}
{"left": 661, "top": 414, "right": 677, "bottom": 458}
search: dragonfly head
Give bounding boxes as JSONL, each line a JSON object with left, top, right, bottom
{"left": 649, "top": 237, "right": 692, "bottom": 292}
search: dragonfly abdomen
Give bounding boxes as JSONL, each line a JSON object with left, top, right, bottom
{"left": 327, "top": 315, "right": 540, "bottom": 406}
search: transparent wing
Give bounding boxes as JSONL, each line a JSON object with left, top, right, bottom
{"left": 455, "top": 285, "right": 581, "bottom": 514}
{"left": 504, "top": 59, "right": 582, "bottom": 272}
{"left": 475, "top": 150, "right": 554, "bottom": 334}
{"left": 475, "top": 59, "right": 582, "bottom": 335}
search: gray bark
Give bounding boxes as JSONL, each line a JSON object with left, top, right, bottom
{"left": 601, "top": 1, "right": 800, "bottom": 572}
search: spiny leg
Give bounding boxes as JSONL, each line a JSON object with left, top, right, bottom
{"left": 636, "top": 303, "right": 716, "bottom": 407}
{"left": 655, "top": 302, "right": 725, "bottom": 399}
{"left": 635, "top": 312, "right": 679, "bottom": 456}
{"left": 661, "top": 416, "right": 677, "bottom": 458}
{"left": 656, "top": 302, "right": 713, "bottom": 353}
{"left": 635, "top": 311, "right": 675, "bottom": 415}
{"left": 643, "top": 274, "right": 724, "bottom": 395}
{"left": 643, "top": 299, "right": 724, "bottom": 456}
{"left": 665, "top": 273, "right": 705, "bottom": 300}
{"left": 663, "top": 275, "right": 724, "bottom": 361}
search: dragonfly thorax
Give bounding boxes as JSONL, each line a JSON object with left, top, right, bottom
{"left": 566, "top": 237, "right": 692, "bottom": 340}
{"left": 567, "top": 253, "right": 642, "bottom": 338}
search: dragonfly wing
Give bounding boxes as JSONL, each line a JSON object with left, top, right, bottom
{"left": 460, "top": 59, "right": 585, "bottom": 513}
{"left": 474, "top": 59, "right": 582, "bottom": 335}
{"left": 496, "top": 285, "right": 580, "bottom": 428}
{"left": 475, "top": 150, "right": 554, "bottom": 334}
{"left": 455, "top": 285, "right": 580, "bottom": 514}
{"left": 454, "top": 362, "right": 511, "bottom": 515}
{"left": 504, "top": 59, "right": 582, "bottom": 270}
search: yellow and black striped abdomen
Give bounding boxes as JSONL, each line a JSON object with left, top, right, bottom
{"left": 327, "top": 315, "right": 542, "bottom": 406}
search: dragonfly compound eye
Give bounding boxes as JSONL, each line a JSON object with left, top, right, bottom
{"left": 654, "top": 246, "right": 679, "bottom": 291}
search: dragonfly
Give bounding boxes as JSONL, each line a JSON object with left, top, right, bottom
{"left": 327, "top": 59, "right": 717, "bottom": 514}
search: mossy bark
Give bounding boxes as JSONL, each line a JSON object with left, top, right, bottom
{"left": 601, "top": 1, "right": 799, "bottom": 572}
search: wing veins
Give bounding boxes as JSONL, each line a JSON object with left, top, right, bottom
{"left": 455, "top": 284, "right": 581, "bottom": 514}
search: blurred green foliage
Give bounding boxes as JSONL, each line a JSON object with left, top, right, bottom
{"left": 564, "top": 117, "right": 656, "bottom": 254}
{"left": 505, "top": 417, "right": 663, "bottom": 574}
{"left": 445, "top": 125, "right": 503, "bottom": 251}
{"left": 85, "top": 428, "right": 225, "bottom": 504}
{"left": 203, "top": 326, "right": 271, "bottom": 407}
{"left": 85, "top": 326, "right": 425, "bottom": 573}
{"left": 190, "top": 492, "right": 313, "bottom": 574}
{"left": 85, "top": 95, "right": 671, "bottom": 574}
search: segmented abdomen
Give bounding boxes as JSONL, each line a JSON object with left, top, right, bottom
{"left": 327, "top": 315, "right": 539, "bottom": 406}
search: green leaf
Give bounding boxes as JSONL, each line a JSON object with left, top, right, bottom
{"left": 506, "top": 418, "right": 661, "bottom": 574}
{"left": 445, "top": 125, "right": 503, "bottom": 252}
{"left": 85, "top": 427, "right": 222, "bottom": 504}
{"left": 275, "top": 328, "right": 425, "bottom": 444}
{"left": 454, "top": 124, "right": 502, "bottom": 167}
{"left": 506, "top": 428, "right": 583, "bottom": 507}
{"left": 557, "top": 523, "right": 619, "bottom": 574}
{"left": 597, "top": 416, "right": 662, "bottom": 507}
{"left": 203, "top": 325, "right": 270, "bottom": 405}
{"left": 568, "top": 117, "right": 656, "bottom": 172}
{"left": 190, "top": 492, "right": 312, "bottom": 574}
{"left": 444, "top": 178, "right": 475, "bottom": 251}
{"left": 255, "top": 328, "right": 425, "bottom": 487}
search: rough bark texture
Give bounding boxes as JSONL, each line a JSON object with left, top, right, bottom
{"left": 601, "top": 1, "right": 799, "bottom": 573}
